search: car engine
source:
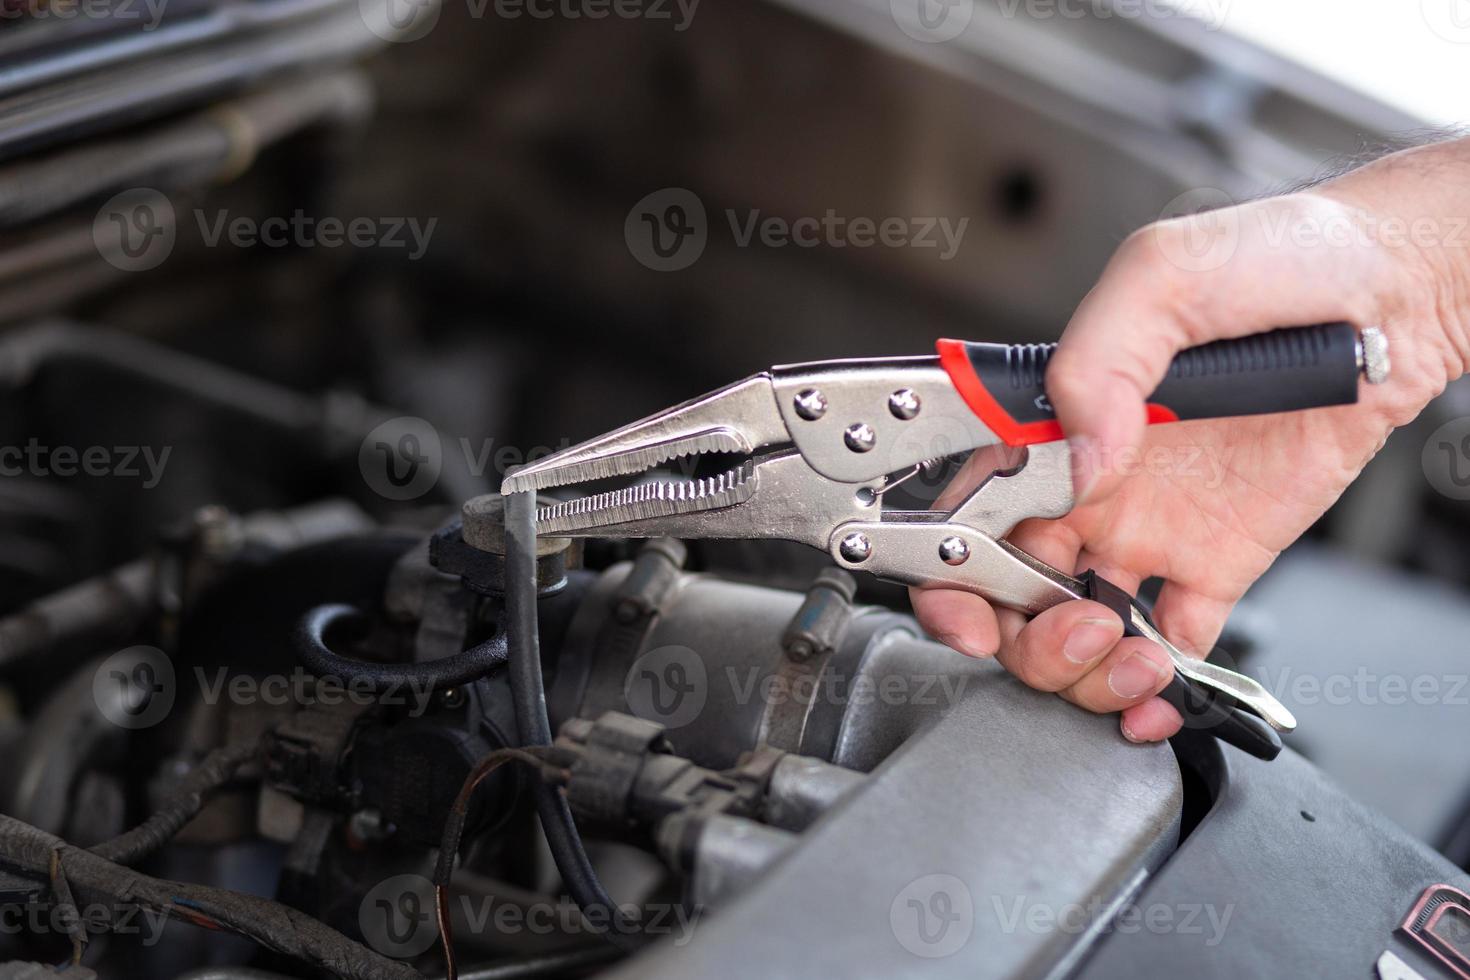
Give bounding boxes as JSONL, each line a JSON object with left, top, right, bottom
{"left": 1, "top": 2, "right": 1469, "bottom": 979}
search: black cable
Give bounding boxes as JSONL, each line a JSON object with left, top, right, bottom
{"left": 432, "top": 746, "right": 570, "bottom": 980}
{"left": 450, "top": 944, "right": 622, "bottom": 980}
{"left": 503, "top": 491, "right": 641, "bottom": 949}
{"left": 92, "top": 741, "right": 258, "bottom": 865}
{"left": 0, "top": 814, "right": 420, "bottom": 980}
{"left": 294, "top": 603, "right": 508, "bottom": 693}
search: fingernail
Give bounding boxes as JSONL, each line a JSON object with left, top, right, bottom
{"left": 939, "top": 630, "right": 994, "bottom": 659}
{"left": 1062, "top": 618, "right": 1119, "bottom": 665}
{"left": 1121, "top": 720, "right": 1148, "bottom": 743}
{"left": 1069, "top": 436, "right": 1101, "bottom": 504}
{"left": 1108, "top": 651, "right": 1167, "bottom": 699}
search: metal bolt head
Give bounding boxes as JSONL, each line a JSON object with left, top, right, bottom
{"left": 938, "top": 536, "right": 970, "bottom": 566}
{"left": 839, "top": 532, "right": 873, "bottom": 563}
{"left": 794, "top": 388, "right": 828, "bottom": 421}
{"left": 844, "top": 422, "right": 877, "bottom": 453}
{"left": 888, "top": 388, "right": 921, "bottom": 420}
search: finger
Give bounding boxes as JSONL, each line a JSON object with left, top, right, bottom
{"left": 1047, "top": 192, "right": 1389, "bottom": 505}
{"left": 910, "top": 586, "right": 1001, "bottom": 658}
{"left": 1151, "top": 580, "right": 1237, "bottom": 658}
{"left": 995, "top": 599, "right": 1123, "bottom": 693}
{"left": 1120, "top": 696, "right": 1184, "bottom": 743}
{"left": 1060, "top": 636, "right": 1174, "bottom": 713}
{"left": 1072, "top": 549, "right": 1143, "bottom": 598}
{"left": 995, "top": 517, "right": 1085, "bottom": 646}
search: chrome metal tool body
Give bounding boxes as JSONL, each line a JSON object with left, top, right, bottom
{"left": 504, "top": 322, "right": 1391, "bottom": 760}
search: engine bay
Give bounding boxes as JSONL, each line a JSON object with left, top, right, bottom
{"left": 2, "top": 2, "right": 1470, "bottom": 979}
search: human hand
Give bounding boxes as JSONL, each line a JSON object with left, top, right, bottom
{"left": 913, "top": 138, "right": 1470, "bottom": 744}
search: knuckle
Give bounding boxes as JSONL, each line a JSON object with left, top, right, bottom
{"left": 1116, "top": 224, "right": 1183, "bottom": 282}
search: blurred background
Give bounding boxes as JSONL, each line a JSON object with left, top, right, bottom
{"left": 1, "top": 0, "right": 1470, "bottom": 922}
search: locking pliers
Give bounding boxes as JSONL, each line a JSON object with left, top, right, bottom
{"left": 503, "top": 322, "right": 1390, "bottom": 760}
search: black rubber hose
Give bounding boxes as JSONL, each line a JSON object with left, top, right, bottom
{"left": 294, "top": 604, "right": 508, "bottom": 693}
{"left": 503, "top": 491, "right": 640, "bottom": 948}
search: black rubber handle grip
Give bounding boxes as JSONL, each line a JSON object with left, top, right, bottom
{"left": 1079, "top": 571, "right": 1282, "bottom": 762}
{"left": 942, "top": 322, "right": 1360, "bottom": 446}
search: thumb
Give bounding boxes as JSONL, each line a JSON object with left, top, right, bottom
{"left": 1045, "top": 249, "right": 1194, "bottom": 504}
{"left": 1046, "top": 192, "right": 1391, "bottom": 505}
